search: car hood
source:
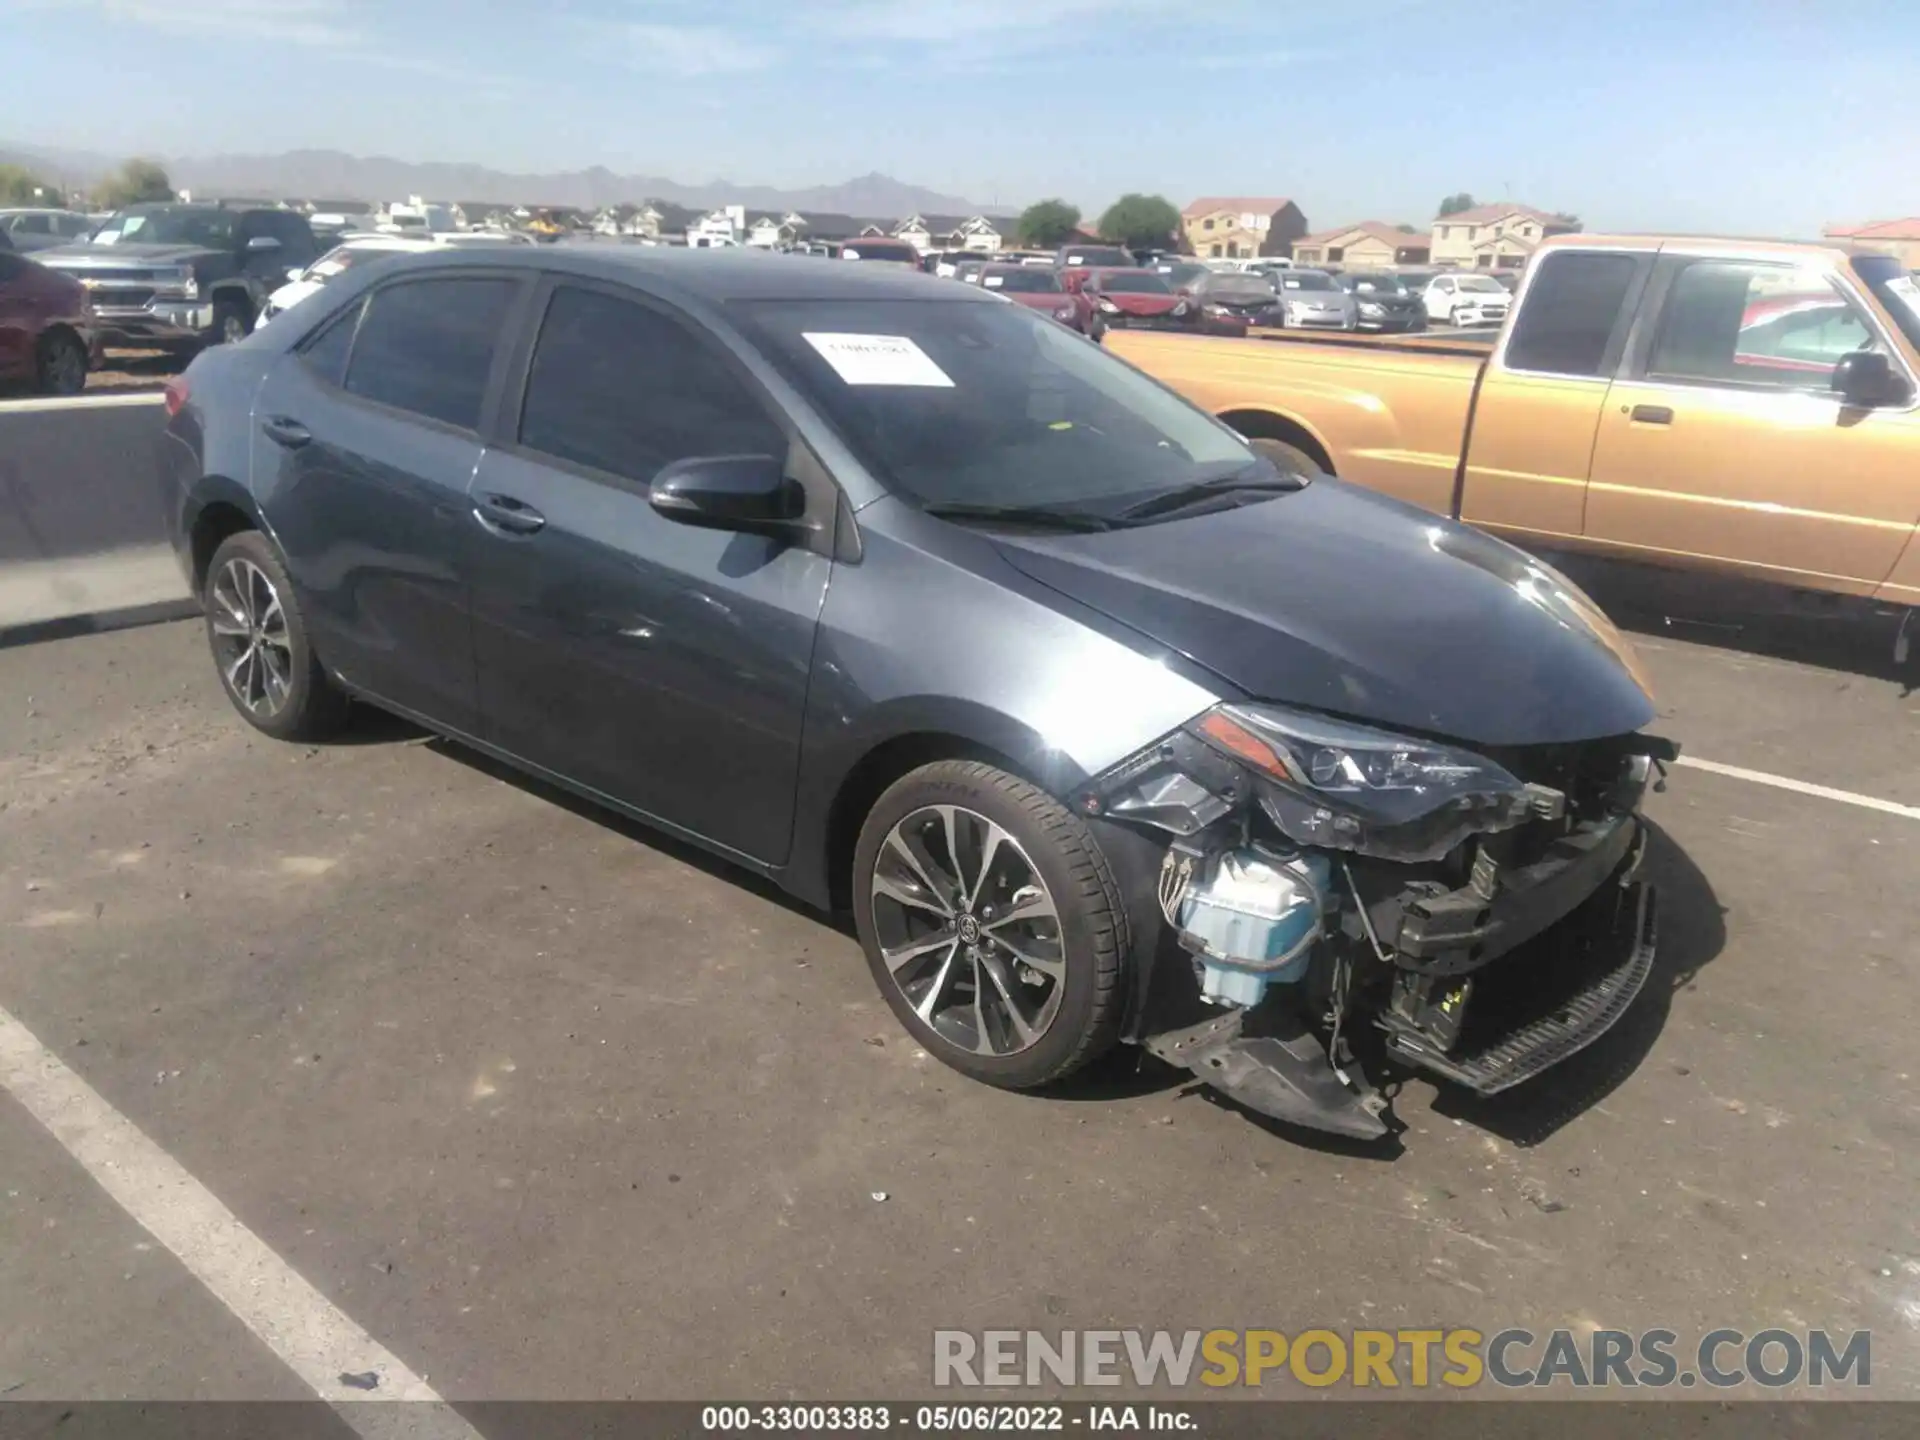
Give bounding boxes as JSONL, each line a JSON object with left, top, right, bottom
{"left": 988, "top": 481, "right": 1656, "bottom": 746}
{"left": 1283, "top": 291, "right": 1352, "bottom": 307}
{"left": 36, "top": 242, "right": 220, "bottom": 267}
{"left": 1102, "top": 293, "right": 1181, "bottom": 315}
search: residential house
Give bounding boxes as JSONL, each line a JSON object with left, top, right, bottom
{"left": 593, "top": 203, "right": 664, "bottom": 239}
{"left": 1824, "top": 218, "right": 1920, "bottom": 269}
{"left": 1428, "top": 204, "right": 1580, "bottom": 270}
{"left": 687, "top": 204, "right": 747, "bottom": 248}
{"left": 892, "top": 213, "right": 1002, "bottom": 253}
{"left": 1179, "top": 197, "right": 1309, "bottom": 259}
{"left": 746, "top": 211, "right": 809, "bottom": 248}
{"left": 1291, "top": 222, "right": 1431, "bottom": 269}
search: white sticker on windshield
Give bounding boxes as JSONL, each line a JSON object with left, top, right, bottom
{"left": 802, "top": 333, "right": 955, "bottom": 387}
{"left": 983, "top": 275, "right": 1004, "bottom": 287}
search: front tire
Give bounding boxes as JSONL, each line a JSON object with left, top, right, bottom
{"left": 203, "top": 530, "right": 351, "bottom": 741}
{"left": 853, "top": 760, "right": 1129, "bottom": 1090}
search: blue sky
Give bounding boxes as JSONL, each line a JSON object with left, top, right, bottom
{"left": 2, "top": 0, "right": 1916, "bottom": 234}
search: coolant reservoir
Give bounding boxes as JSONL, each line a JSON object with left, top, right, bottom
{"left": 1177, "top": 849, "right": 1330, "bottom": 1008}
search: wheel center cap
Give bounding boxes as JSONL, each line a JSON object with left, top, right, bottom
{"left": 957, "top": 915, "right": 981, "bottom": 944}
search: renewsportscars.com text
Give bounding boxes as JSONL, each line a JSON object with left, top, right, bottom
{"left": 932, "top": 1328, "right": 1872, "bottom": 1390}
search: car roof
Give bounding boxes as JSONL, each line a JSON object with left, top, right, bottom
{"left": 354, "top": 245, "right": 1000, "bottom": 304}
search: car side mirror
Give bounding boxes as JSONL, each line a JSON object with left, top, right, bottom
{"left": 649, "top": 455, "right": 804, "bottom": 536}
{"left": 246, "top": 235, "right": 282, "bottom": 253}
{"left": 1833, "top": 350, "right": 1909, "bottom": 408}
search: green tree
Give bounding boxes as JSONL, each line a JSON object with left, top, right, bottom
{"left": 1016, "top": 198, "right": 1081, "bottom": 249}
{"left": 1096, "top": 192, "right": 1180, "bottom": 250}
{"left": 96, "top": 158, "right": 174, "bottom": 209}
{"left": 1395, "top": 223, "right": 1417, "bottom": 234}
{"left": 0, "top": 163, "right": 50, "bottom": 205}
{"left": 1437, "top": 192, "right": 1477, "bottom": 217}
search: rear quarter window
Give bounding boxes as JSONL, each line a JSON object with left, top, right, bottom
{"left": 1503, "top": 251, "right": 1643, "bottom": 376}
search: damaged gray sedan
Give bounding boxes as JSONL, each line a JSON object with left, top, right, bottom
{"left": 162, "top": 246, "right": 1669, "bottom": 1142}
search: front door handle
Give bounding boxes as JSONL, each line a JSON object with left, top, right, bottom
{"left": 1628, "top": 404, "right": 1674, "bottom": 425}
{"left": 260, "top": 414, "right": 311, "bottom": 448}
{"left": 473, "top": 492, "right": 547, "bottom": 536}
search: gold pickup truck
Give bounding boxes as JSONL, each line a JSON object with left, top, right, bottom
{"left": 1107, "top": 234, "right": 1920, "bottom": 624}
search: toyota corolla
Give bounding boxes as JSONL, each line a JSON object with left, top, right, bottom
{"left": 159, "top": 248, "right": 1669, "bottom": 1141}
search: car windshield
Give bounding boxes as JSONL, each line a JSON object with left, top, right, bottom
{"left": 1281, "top": 272, "right": 1338, "bottom": 291}
{"left": 1342, "top": 274, "right": 1397, "bottom": 292}
{"left": 90, "top": 206, "right": 234, "bottom": 247}
{"left": 1199, "top": 274, "right": 1276, "bottom": 299}
{"left": 1852, "top": 254, "right": 1920, "bottom": 352}
{"left": 1096, "top": 272, "right": 1171, "bottom": 294}
{"left": 984, "top": 269, "right": 1060, "bottom": 293}
{"left": 731, "top": 298, "right": 1258, "bottom": 518}
{"left": 1458, "top": 276, "right": 1507, "bottom": 293}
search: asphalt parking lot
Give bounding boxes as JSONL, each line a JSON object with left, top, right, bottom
{"left": 1, "top": 607, "right": 1917, "bottom": 1411}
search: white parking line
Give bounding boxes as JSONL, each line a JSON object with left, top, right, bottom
{"left": 0, "top": 391, "right": 165, "bottom": 413}
{"left": 0, "top": 1002, "right": 484, "bottom": 1437}
{"left": 1677, "top": 756, "right": 1920, "bottom": 821}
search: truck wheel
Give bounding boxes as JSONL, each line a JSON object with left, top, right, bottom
{"left": 34, "top": 330, "right": 88, "bottom": 396}
{"left": 212, "top": 296, "right": 253, "bottom": 346}
{"left": 853, "top": 760, "right": 1129, "bottom": 1091}
{"left": 203, "top": 530, "right": 351, "bottom": 741}
{"left": 1249, "top": 436, "right": 1323, "bottom": 479}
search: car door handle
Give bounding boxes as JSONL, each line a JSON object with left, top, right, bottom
{"left": 473, "top": 493, "right": 546, "bottom": 536}
{"left": 1628, "top": 404, "right": 1674, "bottom": 425}
{"left": 259, "top": 414, "right": 311, "bottom": 448}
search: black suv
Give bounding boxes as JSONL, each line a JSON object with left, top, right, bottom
{"left": 37, "top": 203, "right": 317, "bottom": 351}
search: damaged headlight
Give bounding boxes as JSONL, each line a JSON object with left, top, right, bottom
{"left": 1078, "top": 703, "right": 1540, "bottom": 863}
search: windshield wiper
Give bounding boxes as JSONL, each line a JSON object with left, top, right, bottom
{"left": 919, "top": 502, "right": 1119, "bottom": 533}
{"left": 1114, "top": 465, "right": 1308, "bottom": 522}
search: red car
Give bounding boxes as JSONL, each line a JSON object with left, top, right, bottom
{"left": 0, "top": 248, "right": 94, "bottom": 394}
{"left": 1078, "top": 267, "right": 1246, "bottom": 340}
{"left": 974, "top": 264, "right": 1090, "bottom": 332}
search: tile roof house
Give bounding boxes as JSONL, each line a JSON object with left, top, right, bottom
{"left": 893, "top": 213, "right": 1002, "bottom": 253}
{"left": 1291, "top": 221, "right": 1431, "bottom": 269}
{"left": 1179, "top": 197, "right": 1309, "bottom": 259}
{"left": 1429, "top": 204, "right": 1579, "bottom": 270}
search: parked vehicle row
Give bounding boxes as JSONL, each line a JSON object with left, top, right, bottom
{"left": 163, "top": 244, "right": 1668, "bottom": 1143}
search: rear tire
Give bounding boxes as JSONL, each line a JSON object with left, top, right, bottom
{"left": 853, "top": 760, "right": 1130, "bottom": 1090}
{"left": 203, "top": 530, "right": 351, "bottom": 742}
{"left": 34, "top": 330, "right": 87, "bottom": 396}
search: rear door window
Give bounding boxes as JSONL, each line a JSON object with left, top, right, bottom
{"left": 1503, "top": 250, "right": 1643, "bottom": 376}
{"left": 296, "top": 299, "right": 364, "bottom": 387}
{"left": 344, "top": 276, "right": 516, "bottom": 430}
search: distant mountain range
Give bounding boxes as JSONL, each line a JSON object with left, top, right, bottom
{"left": 0, "top": 143, "right": 1012, "bottom": 219}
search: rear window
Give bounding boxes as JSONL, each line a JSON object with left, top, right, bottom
{"left": 1060, "top": 246, "right": 1132, "bottom": 268}
{"left": 843, "top": 242, "right": 917, "bottom": 263}
{"left": 1503, "top": 251, "right": 1641, "bottom": 377}
{"left": 344, "top": 276, "right": 516, "bottom": 430}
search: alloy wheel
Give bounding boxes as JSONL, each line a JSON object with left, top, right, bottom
{"left": 209, "top": 558, "right": 293, "bottom": 717}
{"left": 868, "top": 804, "right": 1066, "bottom": 1057}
